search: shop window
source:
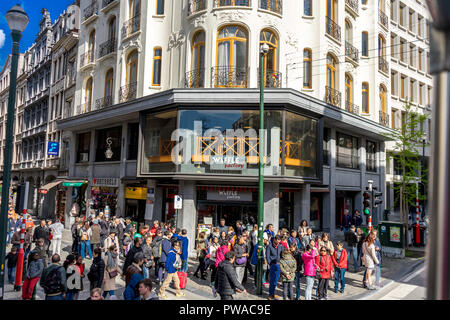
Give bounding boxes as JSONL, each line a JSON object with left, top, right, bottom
{"left": 127, "top": 123, "right": 139, "bottom": 160}
{"left": 95, "top": 126, "right": 122, "bottom": 162}
{"left": 336, "top": 132, "right": 359, "bottom": 169}
{"left": 77, "top": 132, "right": 91, "bottom": 163}
{"left": 366, "top": 140, "right": 377, "bottom": 172}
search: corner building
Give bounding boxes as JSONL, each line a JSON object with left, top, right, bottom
{"left": 58, "top": 0, "right": 398, "bottom": 255}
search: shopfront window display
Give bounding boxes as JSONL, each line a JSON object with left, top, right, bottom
{"left": 90, "top": 187, "right": 118, "bottom": 216}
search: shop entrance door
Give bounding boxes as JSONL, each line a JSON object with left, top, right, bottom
{"left": 218, "top": 204, "right": 257, "bottom": 229}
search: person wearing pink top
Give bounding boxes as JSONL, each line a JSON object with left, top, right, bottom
{"left": 302, "top": 244, "right": 319, "bottom": 300}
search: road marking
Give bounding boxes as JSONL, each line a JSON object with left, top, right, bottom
{"left": 379, "top": 283, "right": 418, "bottom": 300}
{"left": 403, "top": 266, "right": 425, "bottom": 282}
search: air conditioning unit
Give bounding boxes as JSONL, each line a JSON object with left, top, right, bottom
{"left": 80, "top": 153, "right": 89, "bottom": 162}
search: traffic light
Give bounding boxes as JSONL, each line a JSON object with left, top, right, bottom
{"left": 363, "top": 189, "right": 371, "bottom": 215}
{"left": 373, "top": 188, "right": 383, "bottom": 208}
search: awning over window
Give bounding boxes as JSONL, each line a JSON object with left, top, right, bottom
{"left": 39, "top": 180, "right": 63, "bottom": 194}
{"left": 62, "top": 180, "right": 88, "bottom": 187}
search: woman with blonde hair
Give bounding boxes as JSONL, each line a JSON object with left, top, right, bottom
{"left": 317, "top": 232, "right": 334, "bottom": 255}
{"left": 361, "top": 236, "right": 379, "bottom": 290}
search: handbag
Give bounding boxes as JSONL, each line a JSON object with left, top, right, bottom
{"left": 236, "top": 256, "right": 247, "bottom": 265}
{"left": 108, "top": 268, "right": 118, "bottom": 278}
{"left": 315, "top": 256, "right": 323, "bottom": 280}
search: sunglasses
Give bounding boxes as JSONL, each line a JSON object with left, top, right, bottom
{"left": 320, "top": 250, "right": 326, "bottom": 252}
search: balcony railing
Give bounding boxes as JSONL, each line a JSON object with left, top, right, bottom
{"left": 259, "top": 0, "right": 282, "bottom": 14}
{"left": 80, "top": 50, "right": 95, "bottom": 68}
{"left": 324, "top": 86, "right": 341, "bottom": 108}
{"left": 379, "top": 9, "right": 389, "bottom": 28}
{"left": 378, "top": 56, "right": 389, "bottom": 73}
{"left": 185, "top": 69, "right": 205, "bottom": 88}
{"left": 102, "top": 0, "right": 116, "bottom": 8}
{"left": 345, "top": 41, "right": 359, "bottom": 63}
{"left": 345, "top": 100, "right": 359, "bottom": 115}
{"left": 189, "top": 0, "right": 207, "bottom": 15}
{"left": 119, "top": 82, "right": 137, "bottom": 103}
{"left": 345, "top": 0, "right": 358, "bottom": 14}
{"left": 326, "top": 16, "right": 341, "bottom": 42}
{"left": 258, "top": 69, "right": 282, "bottom": 88}
{"left": 99, "top": 38, "right": 117, "bottom": 58}
{"left": 83, "top": 1, "right": 99, "bottom": 21}
{"left": 95, "top": 95, "right": 113, "bottom": 109}
{"left": 211, "top": 66, "right": 249, "bottom": 88}
{"left": 78, "top": 103, "right": 93, "bottom": 114}
{"left": 215, "top": 0, "right": 251, "bottom": 7}
{"left": 122, "top": 15, "right": 141, "bottom": 39}
{"left": 379, "top": 111, "right": 390, "bottom": 127}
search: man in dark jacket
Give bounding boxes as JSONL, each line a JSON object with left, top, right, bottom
{"left": 123, "top": 237, "right": 143, "bottom": 273}
{"left": 71, "top": 218, "right": 81, "bottom": 254}
{"left": 99, "top": 217, "right": 110, "bottom": 246}
{"left": 158, "top": 231, "right": 172, "bottom": 284}
{"left": 88, "top": 247, "right": 105, "bottom": 290}
{"left": 40, "top": 254, "right": 67, "bottom": 300}
{"left": 266, "top": 235, "right": 284, "bottom": 300}
{"left": 90, "top": 220, "right": 102, "bottom": 251}
{"left": 113, "top": 218, "right": 125, "bottom": 256}
{"left": 214, "top": 251, "right": 246, "bottom": 300}
{"left": 344, "top": 225, "right": 359, "bottom": 272}
{"left": 151, "top": 230, "right": 163, "bottom": 277}
{"left": 33, "top": 219, "right": 50, "bottom": 250}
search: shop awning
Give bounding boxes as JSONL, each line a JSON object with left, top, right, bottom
{"left": 39, "top": 180, "right": 63, "bottom": 194}
{"left": 62, "top": 180, "right": 88, "bottom": 187}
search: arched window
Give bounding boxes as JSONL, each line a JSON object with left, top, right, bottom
{"left": 326, "top": 54, "right": 337, "bottom": 90}
{"left": 85, "top": 77, "right": 93, "bottom": 112}
{"left": 327, "top": 0, "right": 338, "bottom": 21}
{"left": 345, "top": 73, "right": 353, "bottom": 103}
{"left": 108, "top": 17, "right": 116, "bottom": 42}
{"left": 152, "top": 47, "right": 162, "bottom": 86}
{"left": 304, "top": 0, "right": 312, "bottom": 16}
{"left": 260, "top": 29, "right": 278, "bottom": 87}
{"left": 156, "top": 0, "right": 164, "bottom": 15}
{"left": 126, "top": 50, "right": 138, "bottom": 86}
{"left": 362, "top": 32, "right": 368, "bottom": 56}
{"left": 379, "top": 84, "right": 387, "bottom": 113}
{"left": 345, "top": 20, "right": 352, "bottom": 44}
{"left": 362, "top": 82, "right": 369, "bottom": 113}
{"left": 191, "top": 31, "right": 205, "bottom": 88}
{"left": 303, "top": 49, "right": 312, "bottom": 88}
{"left": 215, "top": 25, "right": 248, "bottom": 87}
{"left": 105, "top": 69, "right": 114, "bottom": 105}
{"left": 88, "top": 30, "right": 95, "bottom": 62}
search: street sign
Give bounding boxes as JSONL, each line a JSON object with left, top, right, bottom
{"left": 47, "top": 141, "right": 59, "bottom": 156}
{"left": 174, "top": 195, "right": 182, "bottom": 209}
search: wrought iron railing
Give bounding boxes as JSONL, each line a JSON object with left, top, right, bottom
{"left": 379, "top": 9, "right": 389, "bottom": 28}
{"left": 95, "top": 95, "right": 113, "bottom": 109}
{"left": 102, "top": 0, "right": 117, "bottom": 8}
{"left": 345, "top": 100, "right": 359, "bottom": 115}
{"left": 185, "top": 69, "right": 205, "bottom": 88}
{"left": 325, "top": 85, "right": 341, "bottom": 108}
{"left": 99, "top": 38, "right": 116, "bottom": 58}
{"left": 345, "top": 0, "right": 358, "bottom": 14}
{"left": 78, "top": 103, "right": 93, "bottom": 114}
{"left": 80, "top": 50, "right": 94, "bottom": 67}
{"left": 378, "top": 56, "right": 389, "bottom": 73}
{"left": 259, "top": 0, "right": 282, "bottom": 14}
{"left": 215, "top": 0, "right": 251, "bottom": 7}
{"left": 83, "top": 1, "right": 99, "bottom": 21}
{"left": 119, "top": 82, "right": 137, "bottom": 103}
{"left": 122, "top": 15, "right": 141, "bottom": 39}
{"left": 345, "top": 41, "right": 359, "bottom": 63}
{"left": 189, "top": 0, "right": 207, "bottom": 15}
{"left": 379, "top": 111, "right": 390, "bottom": 127}
{"left": 211, "top": 66, "right": 249, "bottom": 88}
{"left": 326, "top": 16, "right": 341, "bottom": 42}
{"left": 258, "top": 69, "right": 282, "bottom": 88}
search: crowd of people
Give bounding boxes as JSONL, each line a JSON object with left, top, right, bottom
{"left": 4, "top": 210, "right": 382, "bottom": 301}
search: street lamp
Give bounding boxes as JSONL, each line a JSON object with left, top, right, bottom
{"left": 0, "top": 4, "right": 29, "bottom": 300}
{"left": 256, "top": 42, "right": 269, "bottom": 296}
{"left": 425, "top": 0, "right": 450, "bottom": 300}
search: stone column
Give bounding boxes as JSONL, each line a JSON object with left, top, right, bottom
{"left": 117, "top": 123, "right": 128, "bottom": 218}
{"left": 264, "top": 182, "right": 280, "bottom": 232}
{"left": 325, "top": 128, "right": 337, "bottom": 236}
{"left": 294, "top": 184, "right": 311, "bottom": 228}
{"left": 144, "top": 179, "right": 157, "bottom": 223}
{"left": 178, "top": 180, "right": 196, "bottom": 258}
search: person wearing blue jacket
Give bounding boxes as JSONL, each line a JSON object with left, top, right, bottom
{"left": 124, "top": 272, "right": 144, "bottom": 300}
{"left": 266, "top": 235, "right": 284, "bottom": 300}
{"left": 158, "top": 241, "right": 185, "bottom": 299}
{"left": 173, "top": 229, "right": 189, "bottom": 273}
{"left": 158, "top": 231, "right": 172, "bottom": 284}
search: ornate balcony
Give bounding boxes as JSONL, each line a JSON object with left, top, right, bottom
{"left": 119, "top": 82, "right": 137, "bottom": 103}
{"left": 379, "top": 111, "right": 390, "bottom": 127}
{"left": 122, "top": 15, "right": 141, "bottom": 39}
{"left": 379, "top": 9, "right": 389, "bottom": 29}
{"left": 95, "top": 95, "right": 113, "bottom": 109}
{"left": 99, "top": 38, "right": 117, "bottom": 58}
{"left": 324, "top": 86, "right": 341, "bottom": 108}
{"left": 185, "top": 69, "right": 205, "bottom": 88}
{"left": 259, "top": 0, "right": 282, "bottom": 14}
{"left": 345, "top": 100, "right": 359, "bottom": 115}
{"left": 258, "top": 69, "right": 282, "bottom": 88}
{"left": 378, "top": 56, "right": 389, "bottom": 74}
{"left": 215, "top": 0, "right": 251, "bottom": 7}
{"left": 326, "top": 16, "right": 341, "bottom": 42}
{"left": 189, "top": 0, "right": 207, "bottom": 15}
{"left": 83, "top": 1, "right": 98, "bottom": 21}
{"left": 345, "top": 41, "right": 359, "bottom": 63}
{"left": 211, "top": 66, "right": 249, "bottom": 88}
{"left": 345, "top": 0, "right": 359, "bottom": 14}
{"left": 80, "top": 50, "right": 95, "bottom": 68}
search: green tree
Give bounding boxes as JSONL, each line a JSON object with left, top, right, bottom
{"left": 384, "top": 101, "right": 428, "bottom": 249}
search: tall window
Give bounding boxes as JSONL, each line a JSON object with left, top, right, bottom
{"left": 216, "top": 25, "right": 248, "bottom": 87}
{"left": 127, "top": 50, "right": 138, "bottom": 86}
{"left": 366, "top": 140, "right": 377, "bottom": 172}
{"left": 304, "top": 0, "right": 312, "bottom": 16}
{"left": 85, "top": 77, "right": 93, "bottom": 112}
{"left": 88, "top": 30, "right": 95, "bottom": 61}
{"left": 380, "top": 0, "right": 385, "bottom": 12}
{"left": 156, "top": 0, "right": 164, "bottom": 15}
{"left": 191, "top": 31, "right": 205, "bottom": 87}
{"left": 379, "top": 85, "right": 387, "bottom": 113}
{"left": 345, "top": 73, "right": 353, "bottom": 103}
{"left": 108, "top": 17, "right": 116, "bottom": 42}
{"left": 327, "top": 0, "right": 337, "bottom": 21}
{"left": 400, "top": 75, "right": 406, "bottom": 98}
{"left": 152, "top": 47, "right": 162, "bottom": 86}
{"left": 337, "top": 133, "right": 359, "bottom": 169}
{"left": 326, "top": 54, "right": 337, "bottom": 90}
{"left": 260, "top": 29, "right": 278, "bottom": 86}
{"left": 129, "top": 0, "right": 141, "bottom": 19}
{"left": 345, "top": 20, "right": 352, "bottom": 44}
{"left": 362, "top": 32, "right": 368, "bottom": 57}
{"left": 378, "top": 34, "right": 386, "bottom": 58}
{"left": 303, "top": 49, "right": 312, "bottom": 88}
{"left": 362, "top": 82, "right": 369, "bottom": 113}
{"left": 105, "top": 69, "right": 114, "bottom": 101}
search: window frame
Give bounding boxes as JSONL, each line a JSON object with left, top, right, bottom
{"left": 303, "top": 48, "right": 312, "bottom": 88}
{"left": 152, "top": 47, "right": 162, "bottom": 86}
{"left": 362, "top": 31, "right": 369, "bottom": 57}
{"left": 362, "top": 82, "right": 369, "bottom": 113}
{"left": 156, "top": 0, "right": 165, "bottom": 15}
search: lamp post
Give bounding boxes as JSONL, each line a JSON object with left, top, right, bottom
{"left": 256, "top": 43, "right": 269, "bottom": 296}
{"left": 0, "top": 4, "right": 29, "bottom": 300}
{"left": 425, "top": 0, "right": 450, "bottom": 300}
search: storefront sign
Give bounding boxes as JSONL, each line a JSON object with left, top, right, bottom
{"left": 92, "top": 178, "right": 119, "bottom": 187}
{"left": 210, "top": 156, "right": 247, "bottom": 171}
{"left": 174, "top": 195, "right": 182, "bottom": 209}
{"left": 125, "top": 187, "right": 147, "bottom": 200}
{"left": 47, "top": 141, "right": 59, "bottom": 156}
{"left": 207, "top": 190, "right": 252, "bottom": 202}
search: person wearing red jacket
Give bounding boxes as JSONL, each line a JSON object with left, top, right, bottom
{"left": 332, "top": 241, "right": 348, "bottom": 293}
{"left": 315, "top": 246, "right": 333, "bottom": 300}
{"left": 149, "top": 220, "right": 160, "bottom": 240}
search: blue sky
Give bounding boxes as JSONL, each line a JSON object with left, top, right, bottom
{"left": 0, "top": 0, "right": 74, "bottom": 69}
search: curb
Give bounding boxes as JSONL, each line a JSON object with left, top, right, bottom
{"left": 355, "top": 258, "right": 425, "bottom": 300}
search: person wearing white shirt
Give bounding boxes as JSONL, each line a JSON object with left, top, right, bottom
{"left": 50, "top": 219, "right": 65, "bottom": 256}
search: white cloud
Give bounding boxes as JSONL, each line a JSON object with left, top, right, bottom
{"left": 0, "top": 29, "right": 5, "bottom": 49}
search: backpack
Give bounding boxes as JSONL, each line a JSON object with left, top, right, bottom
{"left": 41, "top": 267, "right": 63, "bottom": 294}
{"left": 173, "top": 253, "right": 182, "bottom": 270}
